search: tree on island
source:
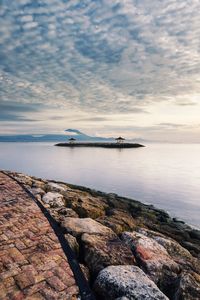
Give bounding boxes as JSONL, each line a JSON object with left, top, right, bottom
{"left": 115, "top": 137, "right": 125, "bottom": 144}
{"left": 68, "top": 137, "right": 76, "bottom": 144}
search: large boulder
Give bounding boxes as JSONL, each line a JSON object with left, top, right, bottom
{"left": 81, "top": 234, "right": 135, "bottom": 276}
{"left": 64, "top": 190, "right": 108, "bottom": 219}
{"left": 42, "top": 192, "right": 64, "bottom": 207}
{"left": 137, "top": 228, "right": 200, "bottom": 275}
{"left": 121, "top": 231, "right": 180, "bottom": 297}
{"left": 97, "top": 209, "right": 137, "bottom": 234}
{"left": 45, "top": 182, "right": 69, "bottom": 193}
{"left": 94, "top": 265, "right": 169, "bottom": 300}
{"left": 61, "top": 218, "right": 115, "bottom": 238}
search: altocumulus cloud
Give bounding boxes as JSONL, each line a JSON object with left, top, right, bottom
{"left": 0, "top": 0, "right": 200, "bottom": 122}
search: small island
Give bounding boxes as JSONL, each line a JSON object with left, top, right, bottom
{"left": 55, "top": 136, "right": 145, "bottom": 148}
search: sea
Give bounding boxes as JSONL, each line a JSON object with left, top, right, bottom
{"left": 0, "top": 142, "right": 199, "bottom": 228}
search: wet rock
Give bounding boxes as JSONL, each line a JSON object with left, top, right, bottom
{"left": 64, "top": 191, "right": 108, "bottom": 219}
{"left": 81, "top": 234, "right": 135, "bottom": 276}
{"left": 175, "top": 271, "right": 200, "bottom": 300}
{"left": 61, "top": 217, "right": 115, "bottom": 238}
{"left": 188, "top": 229, "right": 200, "bottom": 241}
{"left": 147, "top": 221, "right": 200, "bottom": 258}
{"left": 121, "top": 231, "right": 180, "bottom": 296}
{"left": 94, "top": 265, "right": 169, "bottom": 300}
{"left": 64, "top": 234, "right": 79, "bottom": 255}
{"left": 42, "top": 192, "right": 64, "bottom": 207}
{"left": 97, "top": 209, "right": 137, "bottom": 234}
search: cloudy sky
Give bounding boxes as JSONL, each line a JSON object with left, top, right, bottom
{"left": 0, "top": 0, "right": 200, "bottom": 142}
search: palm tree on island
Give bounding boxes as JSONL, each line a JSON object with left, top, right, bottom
{"left": 68, "top": 137, "right": 76, "bottom": 144}
{"left": 115, "top": 136, "right": 125, "bottom": 144}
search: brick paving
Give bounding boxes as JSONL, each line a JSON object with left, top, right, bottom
{"left": 0, "top": 172, "right": 79, "bottom": 300}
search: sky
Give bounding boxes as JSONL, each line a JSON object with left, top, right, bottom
{"left": 0, "top": 0, "right": 200, "bottom": 142}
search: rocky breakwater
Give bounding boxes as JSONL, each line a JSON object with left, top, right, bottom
{"left": 4, "top": 171, "right": 200, "bottom": 300}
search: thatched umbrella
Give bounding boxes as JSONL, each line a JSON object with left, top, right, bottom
{"left": 115, "top": 136, "right": 125, "bottom": 144}
{"left": 68, "top": 137, "right": 76, "bottom": 144}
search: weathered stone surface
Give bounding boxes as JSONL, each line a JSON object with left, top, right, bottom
{"left": 94, "top": 265, "right": 169, "bottom": 300}
{"left": 81, "top": 233, "right": 135, "bottom": 275}
{"left": 49, "top": 207, "right": 79, "bottom": 224}
{"left": 61, "top": 217, "right": 115, "bottom": 237}
{"left": 46, "top": 182, "right": 69, "bottom": 193}
{"left": 137, "top": 228, "right": 200, "bottom": 275}
{"left": 30, "top": 187, "right": 45, "bottom": 197}
{"left": 42, "top": 192, "right": 64, "bottom": 207}
{"left": 64, "top": 190, "right": 108, "bottom": 218}
{"left": 57, "top": 207, "right": 78, "bottom": 217}
{"left": 122, "top": 231, "right": 180, "bottom": 295}
{"left": 97, "top": 208, "right": 137, "bottom": 234}
{"left": 175, "top": 271, "right": 200, "bottom": 300}
{"left": 12, "top": 173, "right": 33, "bottom": 186}
{"left": 32, "top": 179, "right": 46, "bottom": 190}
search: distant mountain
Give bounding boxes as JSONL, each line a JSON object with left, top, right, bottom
{"left": 0, "top": 129, "right": 114, "bottom": 142}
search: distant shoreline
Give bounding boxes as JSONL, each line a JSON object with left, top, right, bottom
{"left": 55, "top": 142, "right": 145, "bottom": 148}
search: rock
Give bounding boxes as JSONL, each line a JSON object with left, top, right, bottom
{"left": 64, "top": 234, "right": 79, "bottom": 255}
{"left": 64, "top": 190, "right": 108, "bottom": 219}
{"left": 94, "top": 265, "right": 169, "bottom": 300}
{"left": 46, "top": 182, "right": 69, "bottom": 193}
{"left": 57, "top": 207, "right": 78, "bottom": 217}
{"left": 80, "top": 264, "right": 90, "bottom": 281}
{"left": 97, "top": 209, "right": 137, "bottom": 234}
{"left": 121, "top": 231, "right": 180, "bottom": 296}
{"left": 61, "top": 217, "right": 115, "bottom": 238}
{"left": 30, "top": 187, "right": 45, "bottom": 197}
{"left": 32, "top": 179, "right": 46, "bottom": 189}
{"left": 137, "top": 228, "right": 200, "bottom": 275}
{"left": 42, "top": 192, "right": 64, "bottom": 207}
{"left": 81, "top": 234, "right": 135, "bottom": 276}
{"left": 175, "top": 271, "right": 200, "bottom": 300}
{"left": 13, "top": 173, "right": 32, "bottom": 186}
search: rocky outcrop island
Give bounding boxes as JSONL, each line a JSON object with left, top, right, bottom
{"left": 55, "top": 142, "right": 145, "bottom": 148}
{"left": 0, "top": 170, "right": 199, "bottom": 300}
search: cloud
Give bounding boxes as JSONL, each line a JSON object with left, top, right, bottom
{"left": 0, "top": 101, "right": 42, "bottom": 122}
{"left": 0, "top": 0, "right": 200, "bottom": 138}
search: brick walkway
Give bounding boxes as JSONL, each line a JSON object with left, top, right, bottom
{"left": 0, "top": 172, "right": 79, "bottom": 300}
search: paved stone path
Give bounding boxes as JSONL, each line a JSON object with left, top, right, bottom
{"left": 0, "top": 172, "right": 79, "bottom": 300}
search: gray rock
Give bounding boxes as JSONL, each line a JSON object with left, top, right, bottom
{"left": 30, "top": 187, "right": 45, "bottom": 197}
{"left": 94, "top": 265, "right": 169, "bottom": 300}
{"left": 61, "top": 217, "right": 115, "bottom": 237}
{"left": 121, "top": 231, "right": 180, "bottom": 288}
{"left": 46, "top": 182, "right": 69, "bottom": 193}
{"left": 42, "top": 192, "right": 64, "bottom": 207}
{"left": 137, "top": 228, "right": 200, "bottom": 275}
{"left": 175, "top": 271, "right": 200, "bottom": 300}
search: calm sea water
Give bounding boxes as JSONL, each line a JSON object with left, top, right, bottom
{"left": 0, "top": 142, "right": 200, "bottom": 228}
